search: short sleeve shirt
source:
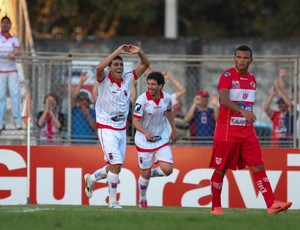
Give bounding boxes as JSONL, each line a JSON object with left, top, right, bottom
{"left": 0, "top": 33, "right": 19, "bottom": 72}
{"left": 134, "top": 91, "right": 172, "bottom": 151}
{"left": 95, "top": 70, "right": 137, "bottom": 130}
{"left": 214, "top": 67, "right": 257, "bottom": 142}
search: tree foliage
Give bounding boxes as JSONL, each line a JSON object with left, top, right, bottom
{"left": 27, "top": 0, "right": 300, "bottom": 39}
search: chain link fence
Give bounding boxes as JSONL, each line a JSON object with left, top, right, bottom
{"left": 0, "top": 52, "right": 299, "bottom": 147}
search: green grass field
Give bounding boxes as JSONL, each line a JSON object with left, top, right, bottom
{"left": 0, "top": 205, "right": 299, "bottom": 230}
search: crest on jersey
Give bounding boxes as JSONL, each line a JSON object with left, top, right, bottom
{"left": 224, "top": 72, "right": 231, "bottom": 77}
{"left": 134, "top": 103, "right": 142, "bottom": 113}
{"left": 123, "top": 90, "right": 128, "bottom": 97}
{"left": 231, "top": 80, "right": 240, "bottom": 88}
{"left": 243, "top": 92, "right": 248, "bottom": 99}
{"left": 108, "top": 153, "right": 113, "bottom": 160}
{"left": 215, "top": 157, "right": 222, "bottom": 165}
{"left": 250, "top": 81, "right": 256, "bottom": 89}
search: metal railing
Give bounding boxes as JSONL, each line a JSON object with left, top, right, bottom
{"left": 0, "top": 52, "right": 299, "bottom": 148}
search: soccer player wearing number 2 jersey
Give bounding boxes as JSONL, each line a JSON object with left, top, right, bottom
{"left": 84, "top": 44, "right": 150, "bottom": 208}
{"left": 209, "top": 45, "right": 292, "bottom": 215}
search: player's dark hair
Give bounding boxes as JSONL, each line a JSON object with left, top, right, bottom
{"left": 147, "top": 71, "right": 165, "bottom": 87}
{"left": 108, "top": 55, "right": 123, "bottom": 67}
{"left": 235, "top": 45, "right": 252, "bottom": 57}
{"left": 1, "top": 16, "right": 11, "bottom": 23}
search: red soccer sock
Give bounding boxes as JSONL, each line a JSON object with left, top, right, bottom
{"left": 253, "top": 170, "right": 275, "bottom": 208}
{"left": 210, "top": 171, "right": 224, "bottom": 210}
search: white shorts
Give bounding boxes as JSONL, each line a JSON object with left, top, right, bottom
{"left": 137, "top": 145, "right": 173, "bottom": 169}
{"left": 98, "top": 128, "right": 127, "bottom": 165}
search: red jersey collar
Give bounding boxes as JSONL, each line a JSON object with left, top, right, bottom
{"left": 234, "top": 67, "right": 250, "bottom": 77}
{"left": 146, "top": 91, "right": 164, "bottom": 100}
{"left": 1, "top": 32, "right": 12, "bottom": 39}
{"left": 108, "top": 73, "right": 123, "bottom": 87}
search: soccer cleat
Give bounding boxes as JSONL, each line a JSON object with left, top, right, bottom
{"left": 267, "top": 200, "right": 292, "bottom": 215}
{"left": 139, "top": 200, "right": 148, "bottom": 209}
{"left": 109, "top": 201, "right": 122, "bottom": 209}
{"left": 211, "top": 207, "right": 224, "bottom": 215}
{"left": 84, "top": 174, "right": 94, "bottom": 198}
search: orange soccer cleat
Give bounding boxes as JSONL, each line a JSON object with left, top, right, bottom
{"left": 211, "top": 207, "right": 224, "bottom": 215}
{"left": 267, "top": 200, "right": 292, "bottom": 215}
{"left": 139, "top": 200, "right": 148, "bottom": 209}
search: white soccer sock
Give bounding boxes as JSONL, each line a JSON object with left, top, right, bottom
{"left": 107, "top": 171, "right": 119, "bottom": 203}
{"left": 150, "top": 167, "right": 166, "bottom": 178}
{"left": 91, "top": 165, "right": 108, "bottom": 182}
{"left": 138, "top": 176, "right": 150, "bottom": 201}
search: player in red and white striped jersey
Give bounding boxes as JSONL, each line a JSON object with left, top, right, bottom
{"left": 84, "top": 44, "right": 150, "bottom": 208}
{"left": 133, "top": 71, "right": 178, "bottom": 208}
{"left": 209, "top": 45, "right": 292, "bottom": 215}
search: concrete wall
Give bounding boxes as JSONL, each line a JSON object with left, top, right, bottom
{"left": 33, "top": 37, "right": 300, "bottom": 56}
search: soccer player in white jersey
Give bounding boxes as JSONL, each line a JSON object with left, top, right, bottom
{"left": 84, "top": 44, "right": 150, "bottom": 208}
{"left": 133, "top": 71, "right": 178, "bottom": 208}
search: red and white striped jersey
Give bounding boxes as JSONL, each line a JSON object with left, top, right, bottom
{"left": 214, "top": 67, "right": 258, "bottom": 142}
{"left": 95, "top": 70, "right": 137, "bottom": 130}
{"left": 0, "top": 33, "right": 19, "bottom": 72}
{"left": 134, "top": 91, "right": 172, "bottom": 151}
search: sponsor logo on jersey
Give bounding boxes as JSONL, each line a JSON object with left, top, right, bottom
{"left": 134, "top": 103, "right": 142, "bottom": 113}
{"left": 224, "top": 72, "right": 231, "bottom": 77}
{"left": 230, "top": 117, "right": 246, "bottom": 126}
{"left": 231, "top": 80, "right": 240, "bottom": 88}
{"left": 111, "top": 114, "right": 125, "bottom": 122}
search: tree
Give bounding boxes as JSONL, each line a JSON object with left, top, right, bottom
{"left": 27, "top": 0, "right": 300, "bottom": 39}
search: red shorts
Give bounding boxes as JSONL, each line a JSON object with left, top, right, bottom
{"left": 209, "top": 140, "right": 263, "bottom": 170}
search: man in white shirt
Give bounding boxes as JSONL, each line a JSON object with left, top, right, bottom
{"left": 0, "top": 16, "right": 22, "bottom": 130}
{"left": 84, "top": 44, "right": 150, "bottom": 208}
{"left": 133, "top": 71, "right": 178, "bottom": 208}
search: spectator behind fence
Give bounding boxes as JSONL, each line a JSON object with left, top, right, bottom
{"left": 278, "top": 68, "right": 299, "bottom": 146}
{"left": 36, "top": 93, "right": 65, "bottom": 144}
{"left": 71, "top": 72, "right": 97, "bottom": 144}
{"left": 162, "top": 70, "right": 186, "bottom": 107}
{"left": 184, "top": 90, "right": 219, "bottom": 145}
{"left": 172, "top": 99, "right": 189, "bottom": 142}
{"left": 263, "top": 75, "right": 294, "bottom": 148}
{"left": 0, "top": 16, "right": 22, "bottom": 131}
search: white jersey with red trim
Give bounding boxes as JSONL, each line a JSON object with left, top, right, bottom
{"left": 134, "top": 90, "right": 172, "bottom": 151}
{"left": 0, "top": 33, "right": 19, "bottom": 72}
{"left": 214, "top": 67, "right": 258, "bottom": 142}
{"left": 95, "top": 70, "right": 137, "bottom": 130}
